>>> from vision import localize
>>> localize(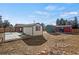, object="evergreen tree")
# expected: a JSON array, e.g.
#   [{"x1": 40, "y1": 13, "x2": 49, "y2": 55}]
[
  {"x1": 0, "y1": 16, "x2": 3, "y2": 27},
  {"x1": 60, "y1": 18, "x2": 65, "y2": 25},
  {"x1": 72, "y1": 16, "x2": 78, "y2": 28},
  {"x1": 56, "y1": 18, "x2": 60, "y2": 25},
  {"x1": 41, "y1": 23, "x2": 45, "y2": 31},
  {"x1": 3, "y1": 20, "x2": 10, "y2": 28},
  {"x1": 63, "y1": 19, "x2": 66, "y2": 25},
  {"x1": 65, "y1": 19, "x2": 68, "y2": 25}
]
